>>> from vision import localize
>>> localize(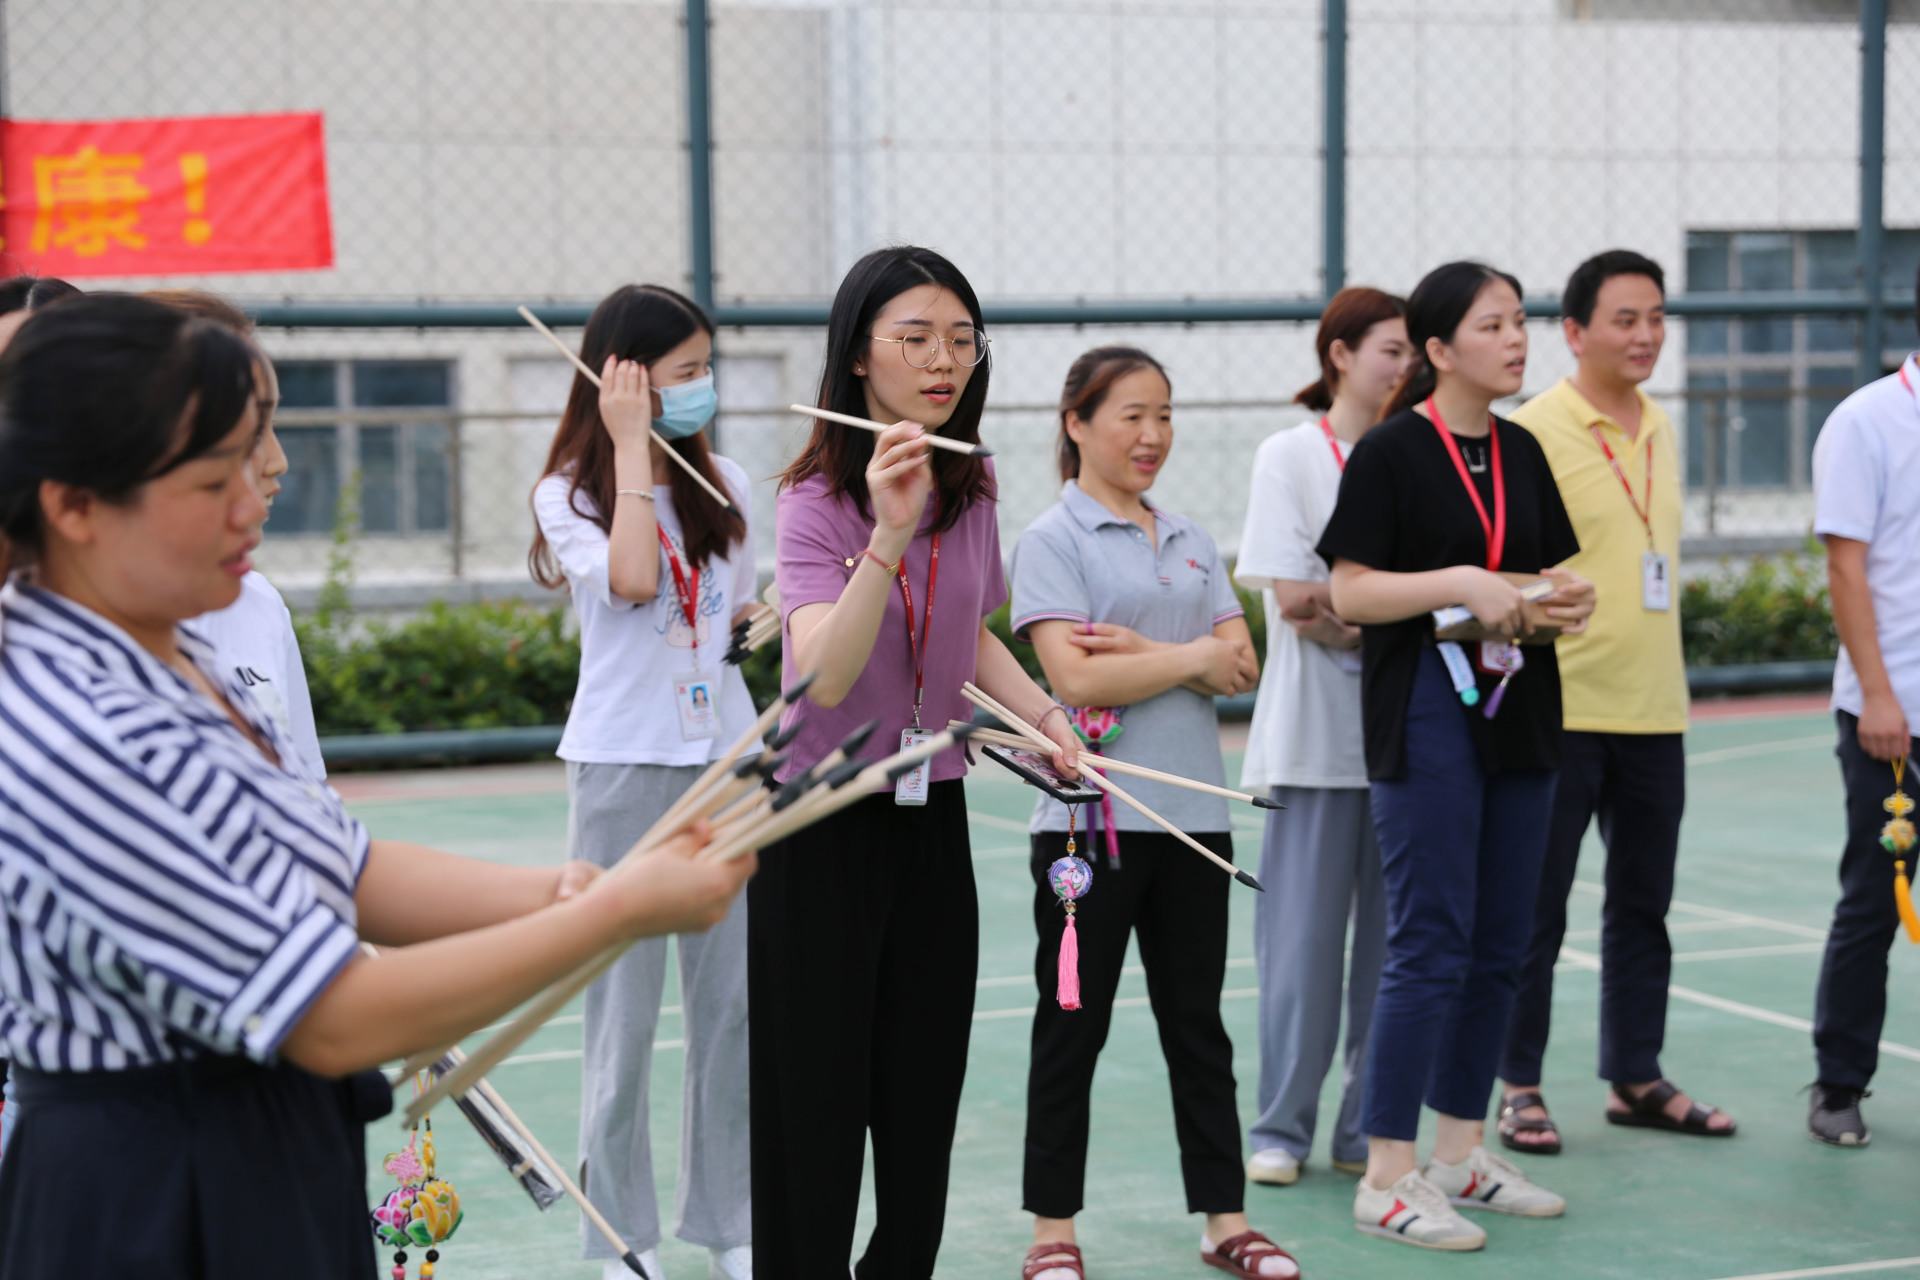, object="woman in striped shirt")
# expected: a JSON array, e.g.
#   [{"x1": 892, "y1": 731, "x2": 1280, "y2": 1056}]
[{"x1": 0, "y1": 294, "x2": 754, "y2": 1278}]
